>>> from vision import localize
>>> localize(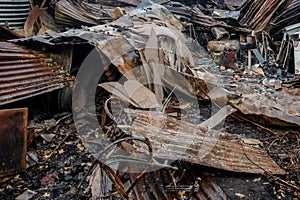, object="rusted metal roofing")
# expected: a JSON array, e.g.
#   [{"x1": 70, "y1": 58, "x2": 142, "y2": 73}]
[
  {"x1": 270, "y1": 0, "x2": 300, "y2": 33},
  {"x1": 125, "y1": 110, "x2": 285, "y2": 175},
  {"x1": 239, "y1": 0, "x2": 291, "y2": 31},
  {"x1": 130, "y1": 170, "x2": 227, "y2": 200},
  {"x1": 55, "y1": 0, "x2": 111, "y2": 27},
  {"x1": 9, "y1": 30, "x2": 90, "y2": 46},
  {"x1": 0, "y1": 0, "x2": 30, "y2": 29},
  {"x1": 0, "y1": 42, "x2": 64, "y2": 106},
  {"x1": 0, "y1": 108, "x2": 27, "y2": 177}
]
